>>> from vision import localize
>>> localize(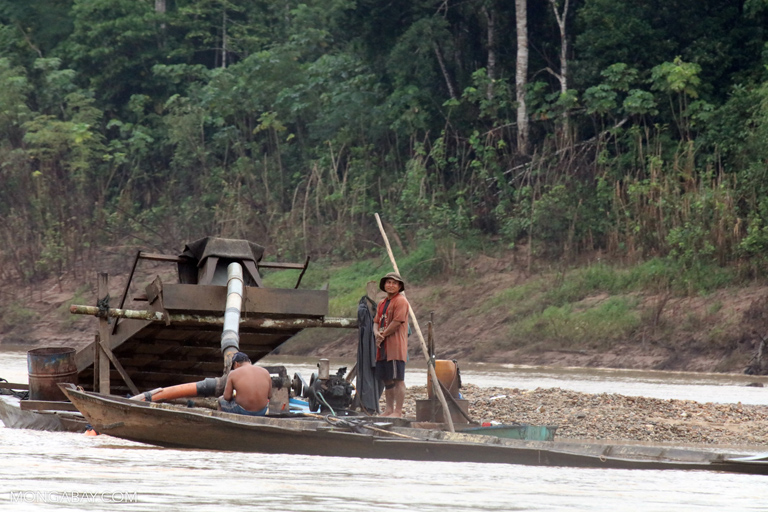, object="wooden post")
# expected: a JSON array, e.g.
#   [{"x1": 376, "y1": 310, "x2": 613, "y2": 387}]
[
  {"x1": 374, "y1": 213, "x2": 455, "y2": 432},
  {"x1": 428, "y1": 312, "x2": 435, "y2": 359},
  {"x1": 97, "y1": 273, "x2": 111, "y2": 394},
  {"x1": 92, "y1": 334, "x2": 100, "y2": 392}
]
